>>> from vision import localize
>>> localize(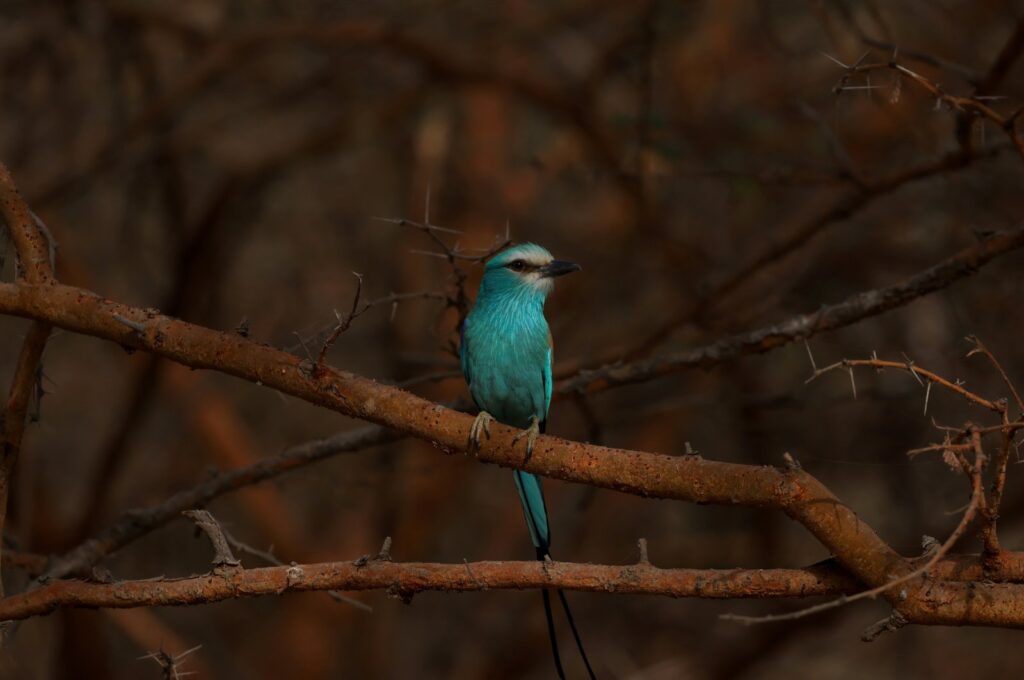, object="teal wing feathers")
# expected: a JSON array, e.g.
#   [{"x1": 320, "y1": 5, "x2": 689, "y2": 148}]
[
  {"x1": 459, "y1": 318, "x2": 472, "y2": 390},
  {"x1": 541, "y1": 346, "x2": 552, "y2": 431}
]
